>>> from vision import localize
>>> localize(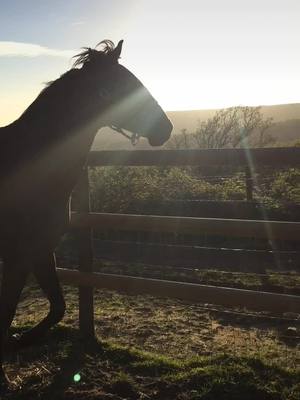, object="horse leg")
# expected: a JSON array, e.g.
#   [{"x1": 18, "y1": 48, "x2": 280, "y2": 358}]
[
  {"x1": 0, "y1": 256, "x2": 29, "y2": 389},
  {"x1": 12, "y1": 252, "x2": 66, "y2": 348}
]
